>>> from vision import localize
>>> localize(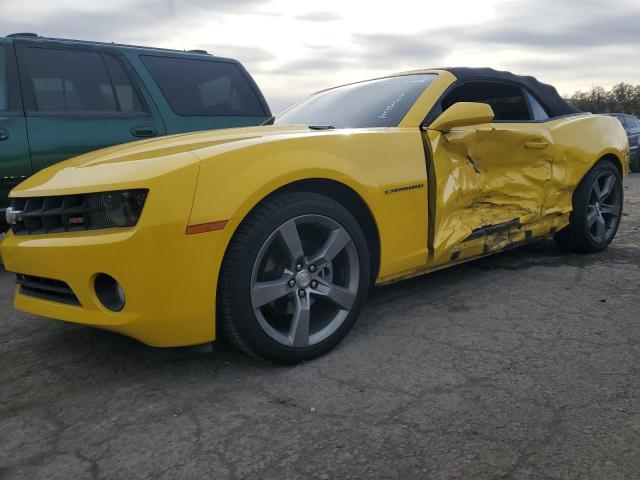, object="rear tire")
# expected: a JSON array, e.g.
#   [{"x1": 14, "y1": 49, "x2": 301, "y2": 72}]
[
  {"x1": 555, "y1": 160, "x2": 623, "y2": 253},
  {"x1": 218, "y1": 191, "x2": 370, "y2": 363}
]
